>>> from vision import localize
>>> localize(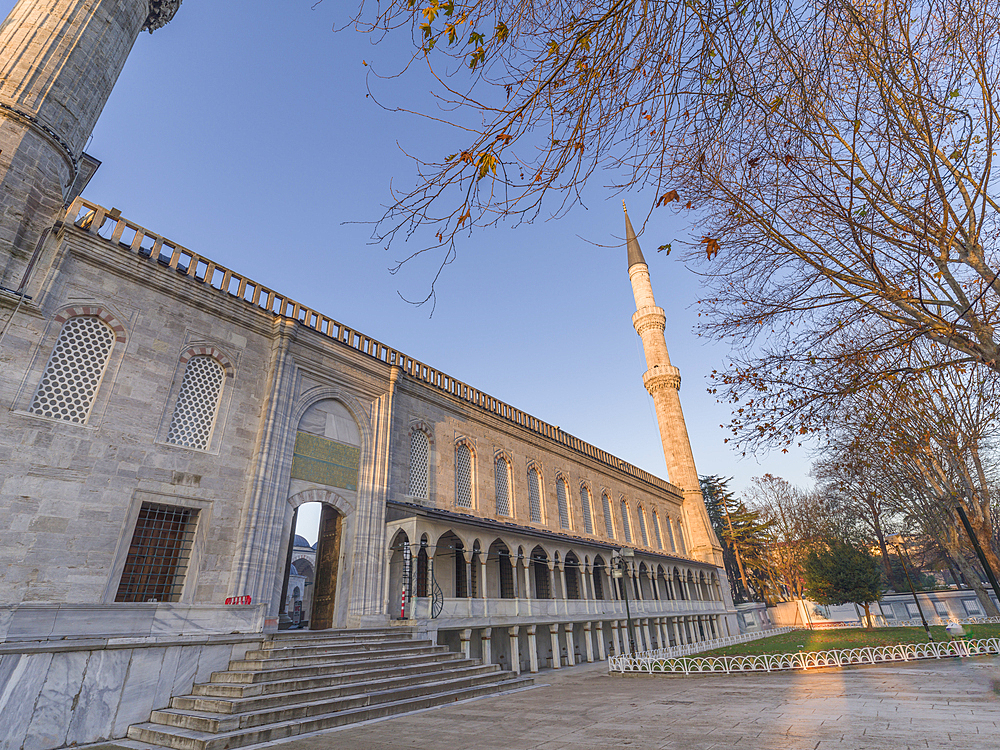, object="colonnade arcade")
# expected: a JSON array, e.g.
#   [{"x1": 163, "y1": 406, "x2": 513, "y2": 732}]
[{"x1": 384, "y1": 514, "x2": 731, "y2": 673}]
